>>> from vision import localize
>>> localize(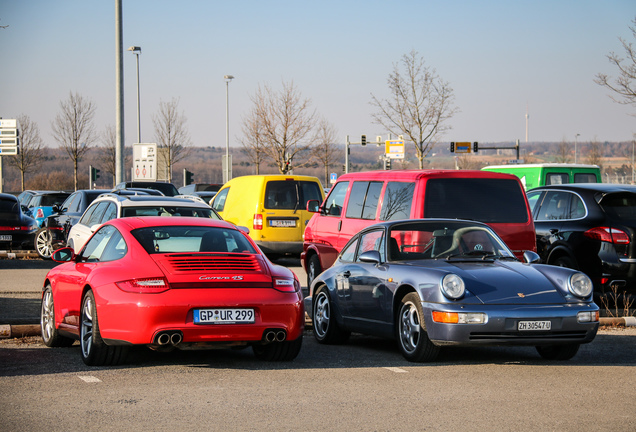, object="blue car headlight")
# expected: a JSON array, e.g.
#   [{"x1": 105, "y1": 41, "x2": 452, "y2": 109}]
[
  {"x1": 568, "y1": 272, "x2": 593, "y2": 298},
  {"x1": 441, "y1": 274, "x2": 465, "y2": 300}
]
